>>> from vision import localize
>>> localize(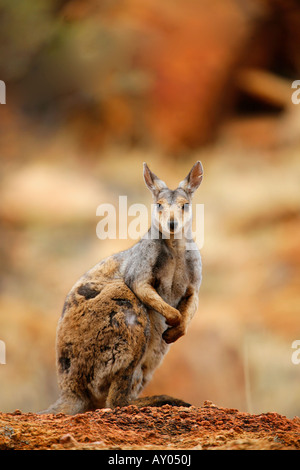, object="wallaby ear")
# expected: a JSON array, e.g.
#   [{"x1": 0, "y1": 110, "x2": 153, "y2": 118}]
[
  {"x1": 178, "y1": 161, "x2": 203, "y2": 195},
  {"x1": 143, "y1": 163, "x2": 167, "y2": 197}
]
